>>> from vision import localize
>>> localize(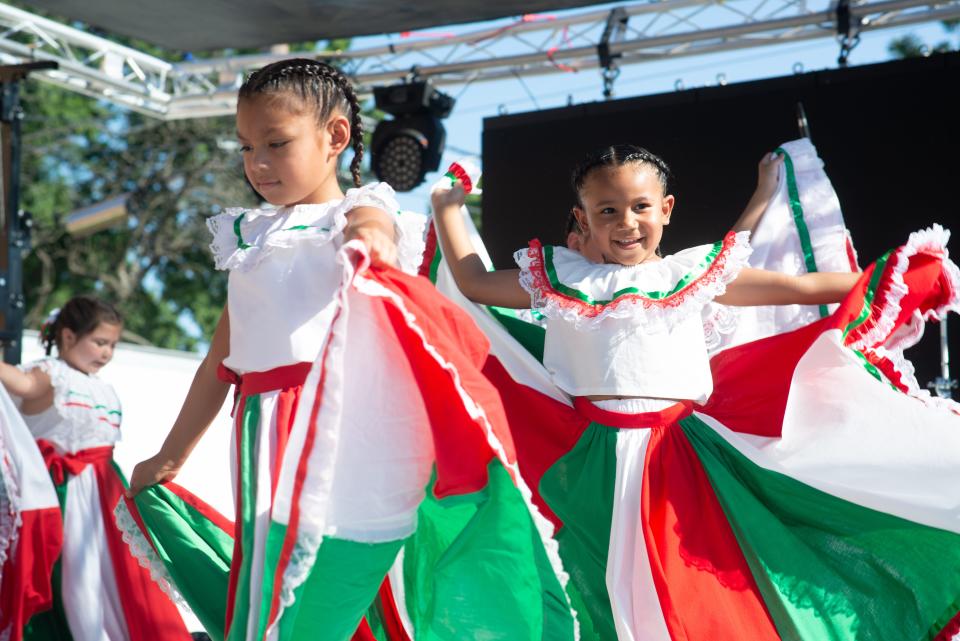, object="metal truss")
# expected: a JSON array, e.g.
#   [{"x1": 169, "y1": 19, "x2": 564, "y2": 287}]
[{"x1": 0, "y1": 0, "x2": 958, "y2": 120}]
